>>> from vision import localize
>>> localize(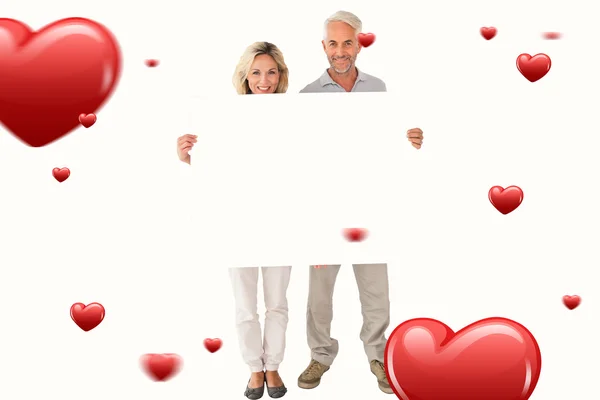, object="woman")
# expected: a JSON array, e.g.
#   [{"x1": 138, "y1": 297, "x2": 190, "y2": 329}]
[{"x1": 176, "y1": 42, "x2": 291, "y2": 399}]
